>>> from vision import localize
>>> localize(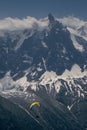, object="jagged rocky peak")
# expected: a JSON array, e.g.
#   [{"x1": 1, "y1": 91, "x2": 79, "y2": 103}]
[
  {"x1": 48, "y1": 13, "x2": 55, "y2": 23},
  {"x1": 48, "y1": 13, "x2": 64, "y2": 29}
]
